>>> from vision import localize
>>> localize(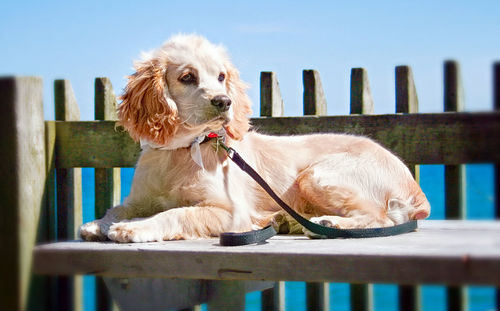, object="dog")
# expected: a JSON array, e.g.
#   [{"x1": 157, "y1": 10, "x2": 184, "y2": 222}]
[{"x1": 79, "y1": 34, "x2": 430, "y2": 243}]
